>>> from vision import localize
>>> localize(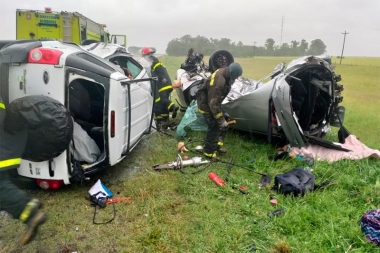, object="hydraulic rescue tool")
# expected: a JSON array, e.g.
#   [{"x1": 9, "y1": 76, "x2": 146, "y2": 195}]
[{"x1": 153, "y1": 154, "x2": 210, "y2": 171}]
